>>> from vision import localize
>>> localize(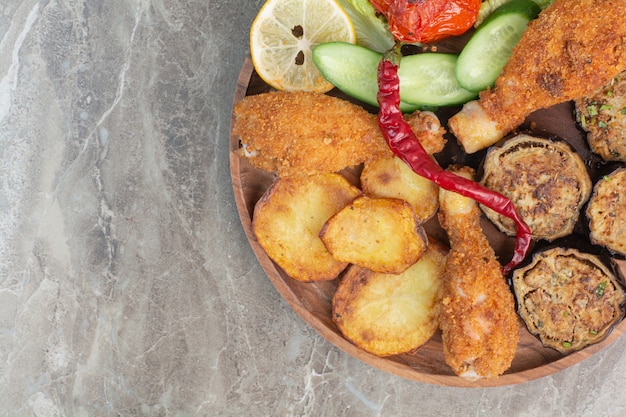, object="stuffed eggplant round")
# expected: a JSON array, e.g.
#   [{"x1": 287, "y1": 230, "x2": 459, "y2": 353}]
[
  {"x1": 586, "y1": 167, "x2": 626, "y2": 256},
  {"x1": 512, "y1": 247, "x2": 625, "y2": 354},
  {"x1": 480, "y1": 134, "x2": 592, "y2": 241},
  {"x1": 575, "y1": 70, "x2": 626, "y2": 162}
]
